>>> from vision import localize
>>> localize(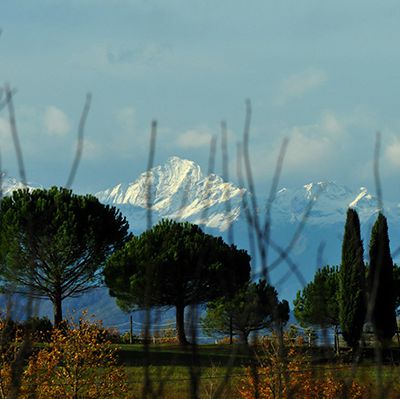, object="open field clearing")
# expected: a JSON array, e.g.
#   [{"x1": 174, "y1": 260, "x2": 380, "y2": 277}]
[{"x1": 116, "y1": 344, "x2": 400, "y2": 398}]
